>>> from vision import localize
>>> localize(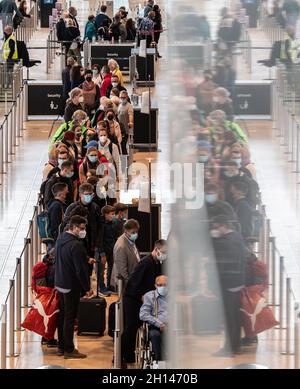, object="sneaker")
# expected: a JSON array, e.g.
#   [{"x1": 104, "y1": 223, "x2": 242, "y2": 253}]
[
  {"x1": 47, "y1": 339, "x2": 58, "y2": 348},
  {"x1": 41, "y1": 337, "x2": 48, "y2": 346},
  {"x1": 99, "y1": 288, "x2": 111, "y2": 297},
  {"x1": 64, "y1": 349, "x2": 87, "y2": 359},
  {"x1": 57, "y1": 349, "x2": 64, "y2": 357},
  {"x1": 241, "y1": 336, "x2": 258, "y2": 346}
]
